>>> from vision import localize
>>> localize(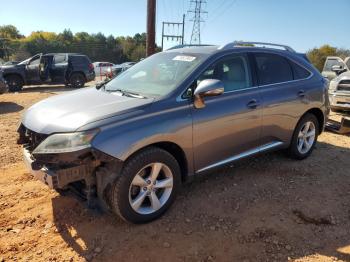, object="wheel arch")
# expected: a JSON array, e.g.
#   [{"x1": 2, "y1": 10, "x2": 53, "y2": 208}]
[
  {"x1": 69, "y1": 71, "x2": 87, "y2": 81},
  {"x1": 303, "y1": 108, "x2": 325, "y2": 134},
  {"x1": 3, "y1": 73, "x2": 25, "y2": 84},
  {"x1": 124, "y1": 142, "x2": 189, "y2": 183}
]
